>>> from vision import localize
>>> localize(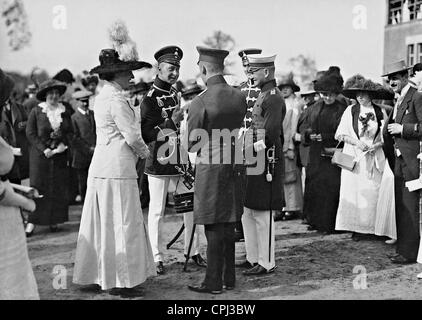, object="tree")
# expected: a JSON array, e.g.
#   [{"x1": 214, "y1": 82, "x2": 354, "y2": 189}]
[
  {"x1": 203, "y1": 30, "x2": 236, "y2": 75},
  {"x1": 1, "y1": 0, "x2": 32, "y2": 51},
  {"x1": 285, "y1": 54, "x2": 318, "y2": 91},
  {"x1": 203, "y1": 30, "x2": 235, "y2": 51}
]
